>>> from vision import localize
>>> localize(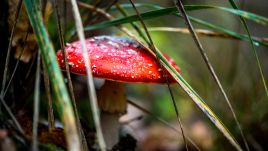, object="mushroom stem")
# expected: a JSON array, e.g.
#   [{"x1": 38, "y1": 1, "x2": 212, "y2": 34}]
[
  {"x1": 97, "y1": 80, "x2": 127, "y2": 149},
  {"x1": 100, "y1": 112, "x2": 120, "y2": 149},
  {"x1": 97, "y1": 80, "x2": 127, "y2": 113}
]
